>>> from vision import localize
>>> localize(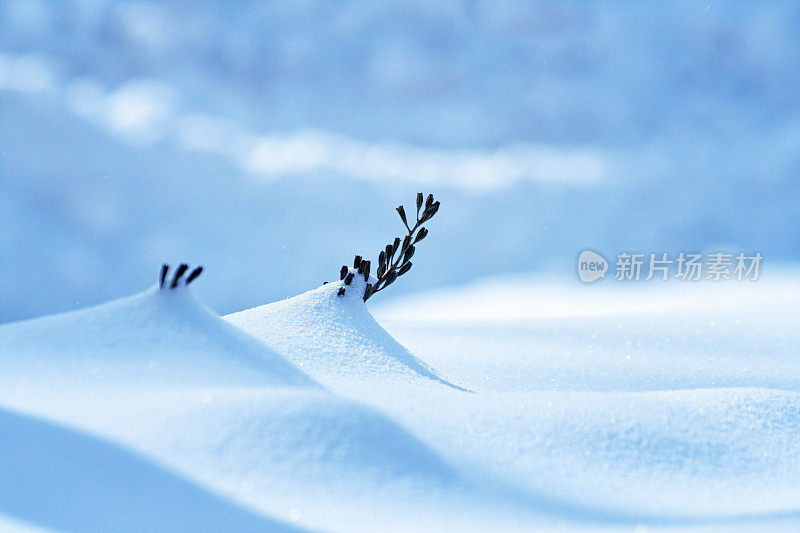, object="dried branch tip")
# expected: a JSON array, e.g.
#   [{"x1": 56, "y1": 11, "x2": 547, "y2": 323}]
[
  {"x1": 159, "y1": 263, "x2": 203, "y2": 290},
  {"x1": 333, "y1": 192, "x2": 440, "y2": 302}
]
